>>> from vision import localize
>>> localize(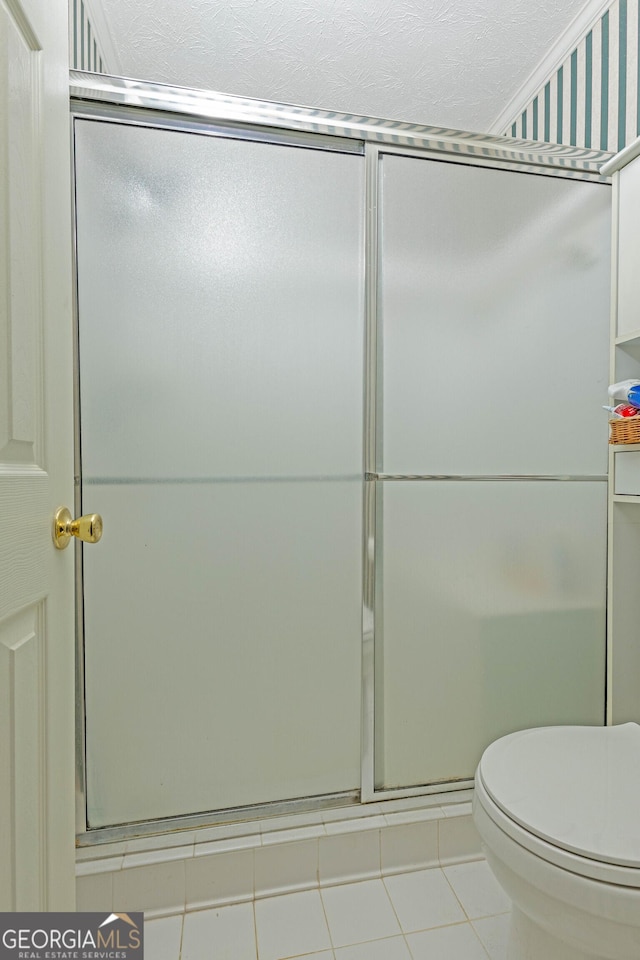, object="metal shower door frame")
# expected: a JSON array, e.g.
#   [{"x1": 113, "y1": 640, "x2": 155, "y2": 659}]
[{"x1": 70, "y1": 71, "x2": 613, "y2": 843}]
